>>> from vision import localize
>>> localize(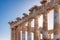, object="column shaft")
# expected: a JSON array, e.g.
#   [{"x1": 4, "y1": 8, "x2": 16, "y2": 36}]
[
  {"x1": 54, "y1": 6, "x2": 60, "y2": 40},
  {"x1": 11, "y1": 28, "x2": 16, "y2": 40},
  {"x1": 22, "y1": 23, "x2": 25, "y2": 40},
  {"x1": 43, "y1": 13, "x2": 48, "y2": 31},
  {"x1": 27, "y1": 33, "x2": 31, "y2": 40},
  {"x1": 22, "y1": 32, "x2": 25, "y2": 40},
  {"x1": 27, "y1": 20, "x2": 32, "y2": 40},
  {"x1": 34, "y1": 17, "x2": 41, "y2": 40},
  {"x1": 16, "y1": 28, "x2": 20, "y2": 40},
  {"x1": 43, "y1": 13, "x2": 48, "y2": 40}
]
